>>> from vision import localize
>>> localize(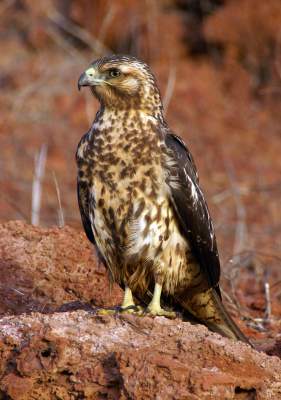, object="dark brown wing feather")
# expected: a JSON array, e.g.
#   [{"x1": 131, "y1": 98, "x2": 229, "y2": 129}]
[
  {"x1": 77, "y1": 179, "x2": 95, "y2": 245},
  {"x1": 165, "y1": 133, "x2": 221, "y2": 292}
]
